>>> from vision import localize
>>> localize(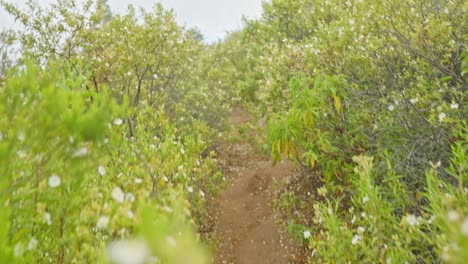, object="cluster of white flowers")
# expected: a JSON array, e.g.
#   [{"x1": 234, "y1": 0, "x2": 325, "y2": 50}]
[{"x1": 404, "y1": 214, "x2": 423, "y2": 226}]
